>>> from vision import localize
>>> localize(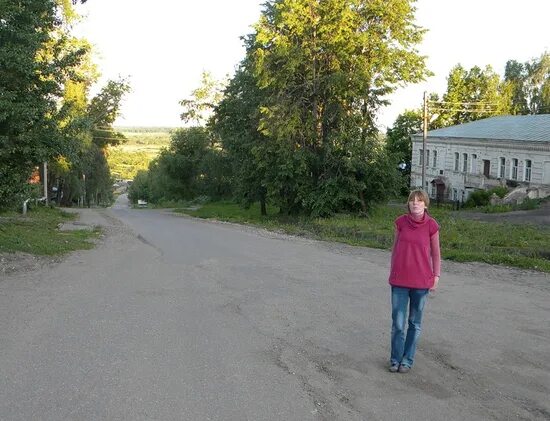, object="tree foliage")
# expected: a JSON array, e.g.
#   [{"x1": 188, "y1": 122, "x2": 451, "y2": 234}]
[
  {"x1": 88, "y1": 79, "x2": 131, "y2": 149},
  {"x1": 419, "y1": 53, "x2": 550, "y2": 132},
  {"x1": 50, "y1": 76, "x2": 130, "y2": 207},
  {"x1": 179, "y1": 71, "x2": 226, "y2": 126},
  {"x1": 0, "y1": 0, "x2": 87, "y2": 206},
  {"x1": 504, "y1": 52, "x2": 550, "y2": 115},
  {"x1": 212, "y1": 57, "x2": 269, "y2": 214},
  {"x1": 504, "y1": 60, "x2": 529, "y2": 115},
  {"x1": 429, "y1": 64, "x2": 511, "y2": 128},
  {"x1": 385, "y1": 109, "x2": 421, "y2": 193},
  {"x1": 0, "y1": 0, "x2": 131, "y2": 209},
  {"x1": 385, "y1": 109, "x2": 421, "y2": 165},
  {"x1": 128, "y1": 127, "x2": 231, "y2": 204},
  {"x1": 231, "y1": 0, "x2": 428, "y2": 215},
  {"x1": 135, "y1": 0, "x2": 429, "y2": 215},
  {"x1": 388, "y1": 53, "x2": 549, "y2": 142}
]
